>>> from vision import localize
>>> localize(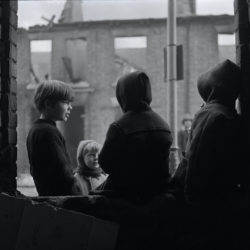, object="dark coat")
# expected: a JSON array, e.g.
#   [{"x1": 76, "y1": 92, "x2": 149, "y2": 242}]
[
  {"x1": 173, "y1": 60, "x2": 247, "y2": 202},
  {"x1": 27, "y1": 119, "x2": 80, "y2": 196},
  {"x1": 178, "y1": 129, "x2": 189, "y2": 158},
  {"x1": 98, "y1": 71, "x2": 173, "y2": 203}
]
